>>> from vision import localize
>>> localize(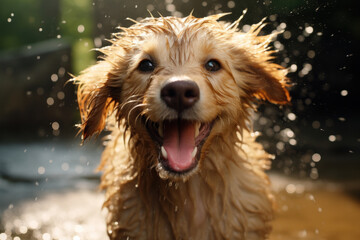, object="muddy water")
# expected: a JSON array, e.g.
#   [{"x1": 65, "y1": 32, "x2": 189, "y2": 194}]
[
  {"x1": 1, "y1": 175, "x2": 359, "y2": 240},
  {"x1": 271, "y1": 187, "x2": 360, "y2": 240},
  {"x1": 272, "y1": 192, "x2": 360, "y2": 240}
]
